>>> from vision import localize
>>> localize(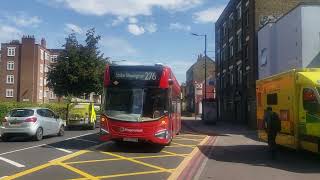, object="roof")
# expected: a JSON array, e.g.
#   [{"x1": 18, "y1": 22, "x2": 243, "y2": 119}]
[{"x1": 48, "y1": 49, "x2": 63, "y2": 54}]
